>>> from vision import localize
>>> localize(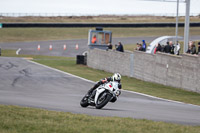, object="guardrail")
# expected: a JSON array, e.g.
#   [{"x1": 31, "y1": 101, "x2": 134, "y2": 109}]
[{"x1": 1, "y1": 22, "x2": 200, "y2": 28}]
